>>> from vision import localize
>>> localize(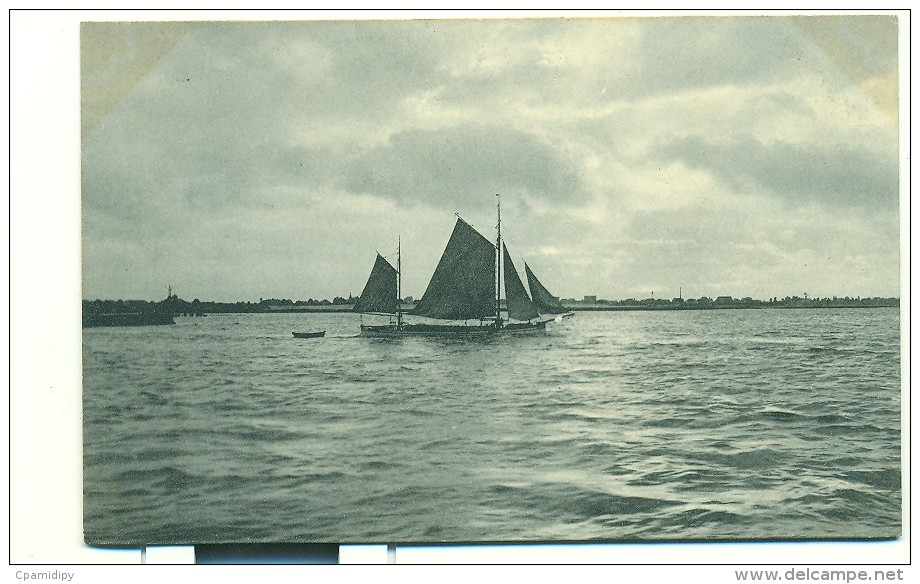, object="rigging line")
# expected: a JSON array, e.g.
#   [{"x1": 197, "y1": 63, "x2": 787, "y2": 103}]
[
  {"x1": 499, "y1": 233, "x2": 528, "y2": 268},
  {"x1": 495, "y1": 219, "x2": 530, "y2": 260},
  {"x1": 373, "y1": 247, "x2": 399, "y2": 265}
]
